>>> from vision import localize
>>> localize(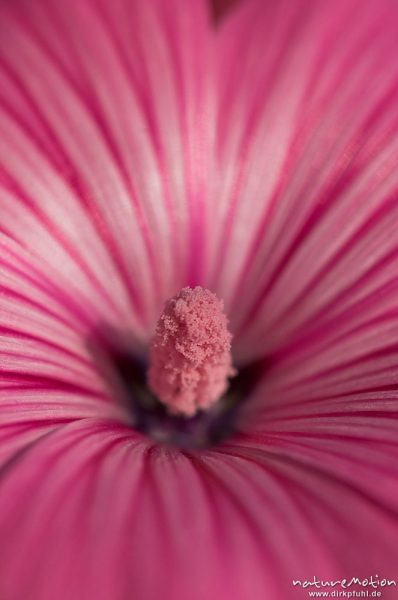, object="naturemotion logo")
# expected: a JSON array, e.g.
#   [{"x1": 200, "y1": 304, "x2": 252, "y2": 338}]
[{"x1": 292, "y1": 575, "x2": 396, "y2": 598}]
